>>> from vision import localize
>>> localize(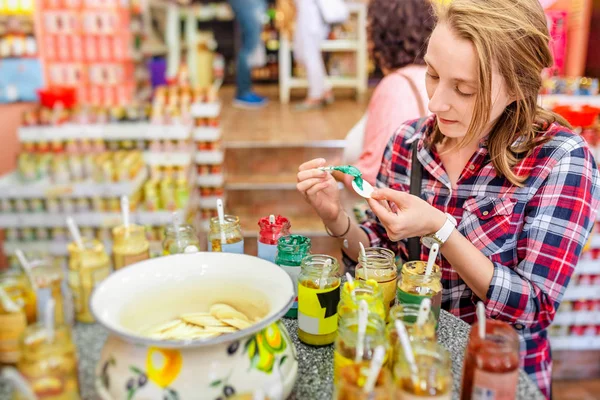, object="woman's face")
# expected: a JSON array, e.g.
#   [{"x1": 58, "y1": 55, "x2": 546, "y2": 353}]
[{"x1": 424, "y1": 23, "x2": 514, "y2": 141}]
